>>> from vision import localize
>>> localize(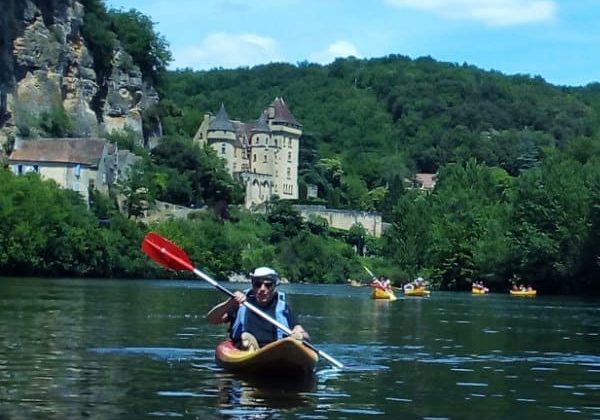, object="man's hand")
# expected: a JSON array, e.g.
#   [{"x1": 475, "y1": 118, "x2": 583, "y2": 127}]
[
  {"x1": 291, "y1": 325, "x2": 309, "y2": 341},
  {"x1": 231, "y1": 291, "x2": 246, "y2": 306}
]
